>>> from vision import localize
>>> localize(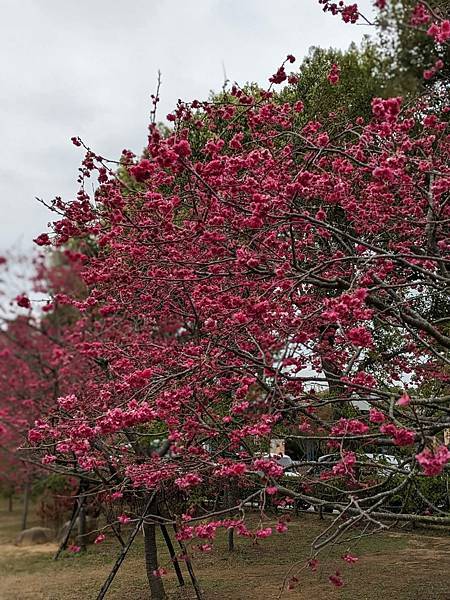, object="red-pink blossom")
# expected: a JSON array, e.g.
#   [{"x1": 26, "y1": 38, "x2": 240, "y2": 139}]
[
  {"x1": 329, "y1": 571, "x2": 344, "y2": 587},
  {"x1": 396, "y1": 392, "x2": 411, "y2": 407},
  {"x1": 327, "y1": 63, "x2": 341, "y2": 85},
  {"x1": 332, "y1": 451, "x2": 357, "y2": 477},
  {"x1": 331, "y1": 418, "x2": 369, "y2": 436},
  {"x1": 269, "y1": 66, "x2": 287, "y2": 84},
  {"x1": 342, "y1": 552, "x2": 359, "y2": 564},
  {"x1": 427, "y1": 20, "x2": 450, "y2": 44},
  {"x1": 16, "y1": 295, "x2": 30, "y2": 309},
  {"x1": 118, "y1": 514, "x2": 130, "y2": 524},
  {"x1": 369, "y1": 408, "x2": 386, "y2": 423},
  {"x1": 34, "y1": 233, "x2": 51, "y2": 246},
  {"x1": 255, "y1": 527, "x2": 272, "y2": 539},
  {"x1": 175, "y1": 473, "x2": 203, "y2": 489},
  {"x1": 308, "y1": 558, "x2": 319, "y2": 572},
  {"x1": 416, "y1": 445, "x2": 450, "y2": 476},
  {"x1": 380, "y1": 424, "x2": 415, "y2": 446},
  {"x1": 276, "y1": 521, "x2": 288, "y2": 533}
]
